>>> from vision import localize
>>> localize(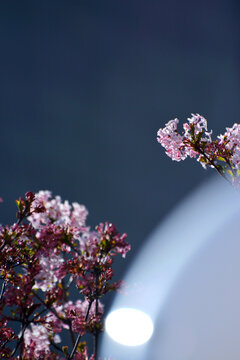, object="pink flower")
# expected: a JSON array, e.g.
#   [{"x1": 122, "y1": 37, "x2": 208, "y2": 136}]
[
  {"x1": 157, "y1": 114, "x2": 240, "y2": 185},
  {"x1": 0, "y1": 190, "x2": 130, "y2": 359},
  {"x1": 34, "y1": 252, "x2": 65, "y2": 291},
  {"x1": 24, "y1": 323, "x2": 60, "y2": 357},
  {"x1": 157, "y1": 119, "x2": 187, "y2": 161},
  {"x1": 28, "y1": 191, "x2": 88, "y2": 230}
]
